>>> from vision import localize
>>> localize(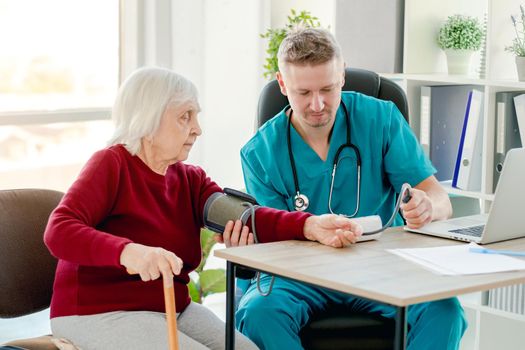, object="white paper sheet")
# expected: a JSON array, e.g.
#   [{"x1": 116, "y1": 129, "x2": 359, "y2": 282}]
[{"x1": 388, "y1": 243, "x2": 525, "y2": 275}]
